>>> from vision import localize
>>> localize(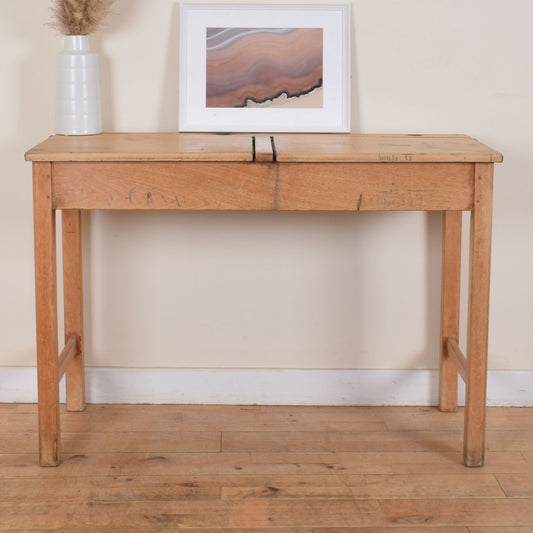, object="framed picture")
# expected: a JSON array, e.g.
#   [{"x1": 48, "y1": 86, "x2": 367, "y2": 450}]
[{"x1": 179, "y1": 3, "x2": 350, "y2": 132}]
